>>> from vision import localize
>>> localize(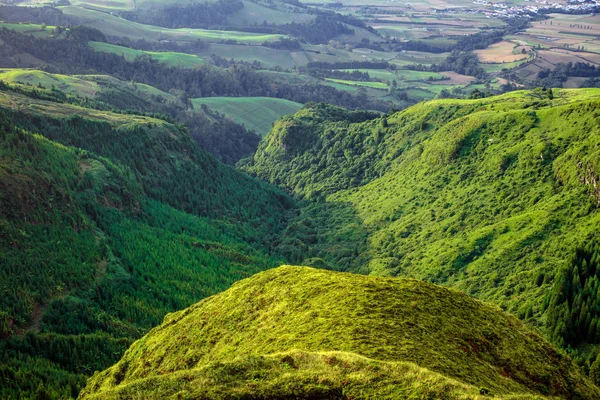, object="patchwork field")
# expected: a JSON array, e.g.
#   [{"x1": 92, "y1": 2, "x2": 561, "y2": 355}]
[{"x1": 191, "y1": 97, "x2": 303, "y2": 136}]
